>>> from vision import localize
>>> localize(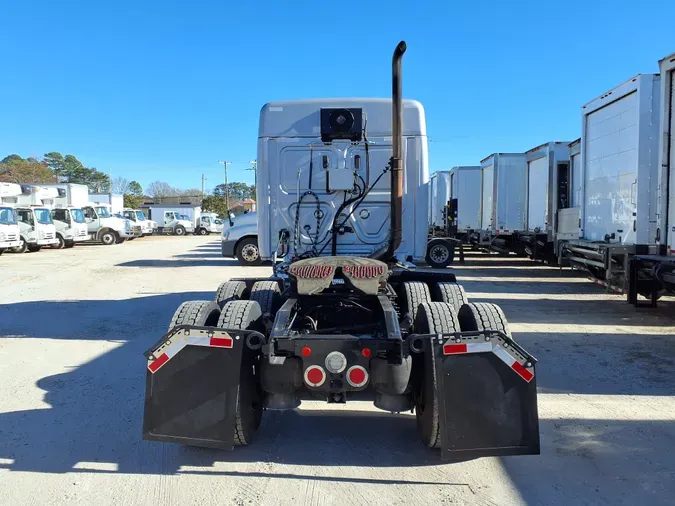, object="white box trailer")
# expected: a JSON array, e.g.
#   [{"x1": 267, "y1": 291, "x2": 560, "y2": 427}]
[
  {"x1": 89, "y1": 193, "x2": 124, "y2": 214},
  {"x1": 429, "y1": 171, "x2": 450, "y2": 229},
  {"x1": 561, "y1": 73, "x2": 663, "y2": 292},
  {"x1": 448, "y1": 165, "x2": 482, "y2": 235},
  {"x1": 477, "y1": 153, "x2": 527, "y2": 253},
  {"x1": 518, "y1": 142, "x2": 571, "y2": 260},
  {"x1": 41, "y1": 183, "x2": 89, "y2": 208}
]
